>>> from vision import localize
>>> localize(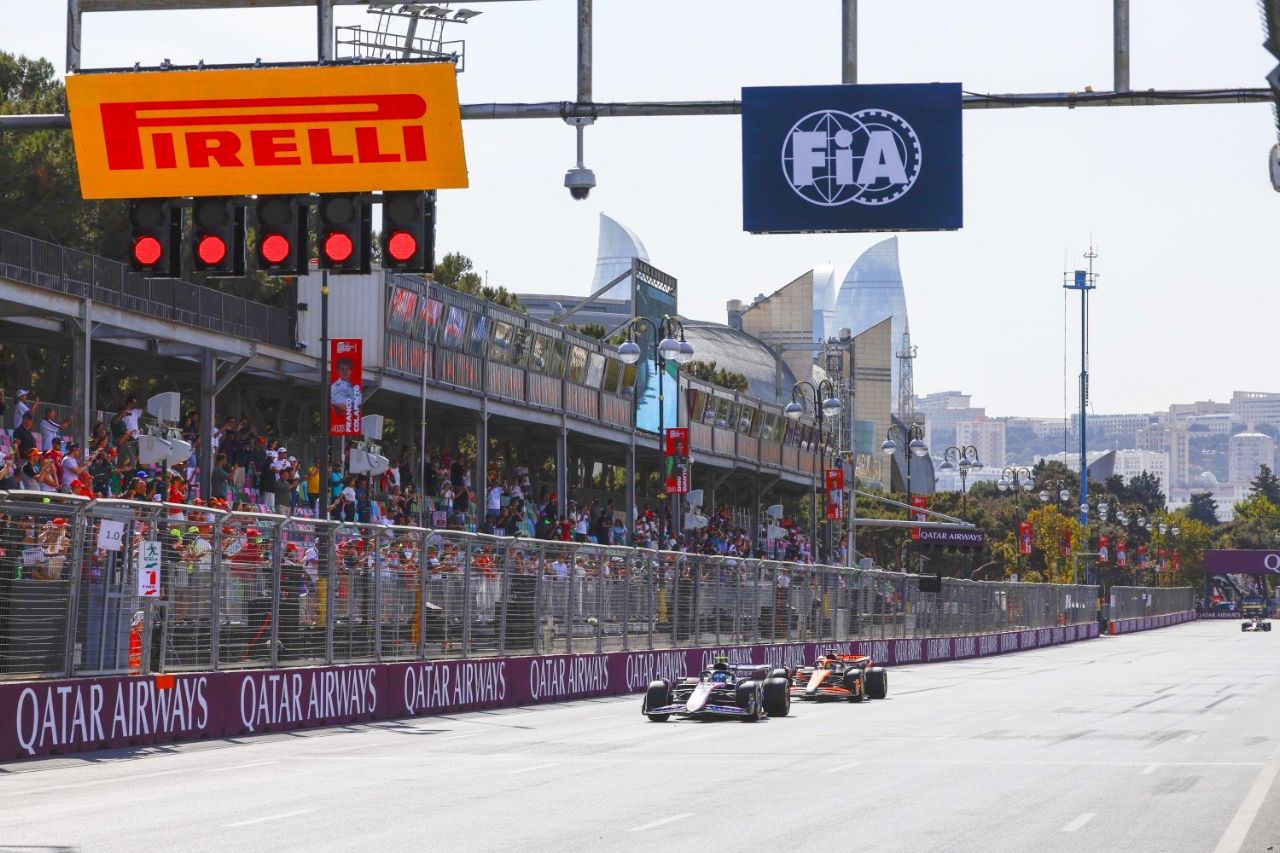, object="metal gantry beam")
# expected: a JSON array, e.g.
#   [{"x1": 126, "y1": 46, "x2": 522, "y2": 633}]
[{"x1": 1114, "y1": 0, "x2": 1131, "y2": 94}]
